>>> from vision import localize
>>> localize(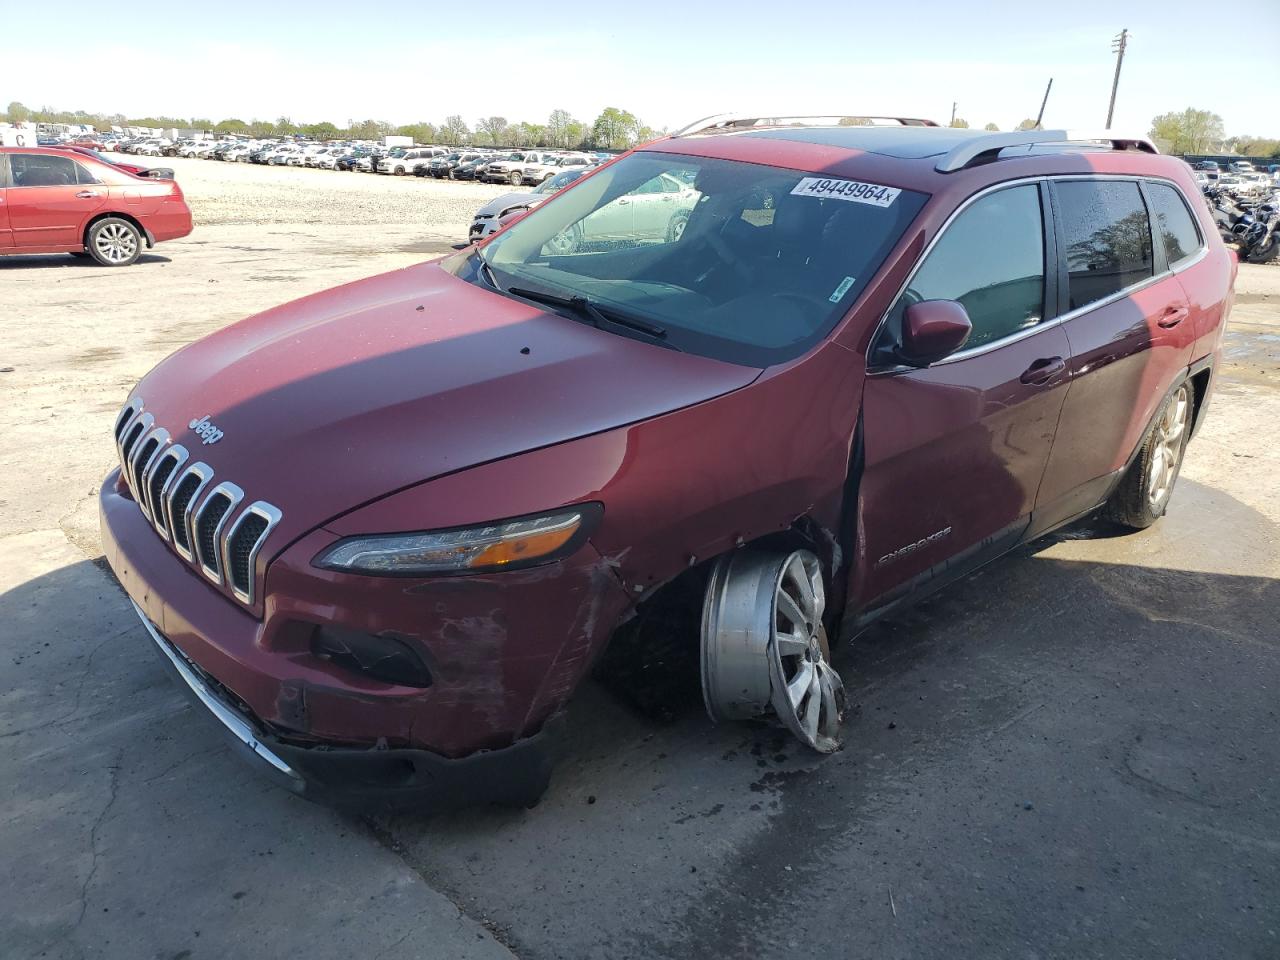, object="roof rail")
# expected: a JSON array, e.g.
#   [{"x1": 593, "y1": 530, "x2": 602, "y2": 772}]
[
  {"x1": 935, "y1": 129, "x2": 1158, "y2": 173},
  {"x1": 673, "y1": 113, "x2": 939, "y2": 137}
]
